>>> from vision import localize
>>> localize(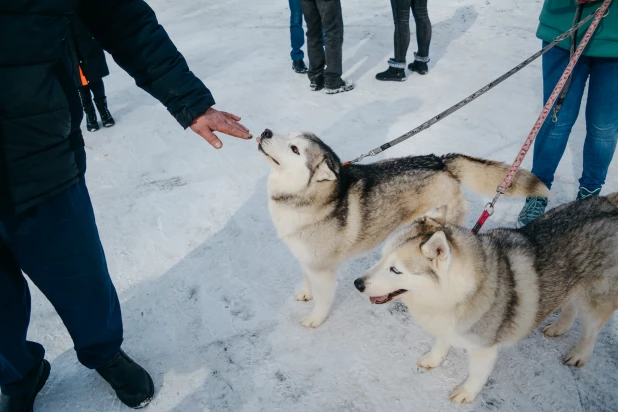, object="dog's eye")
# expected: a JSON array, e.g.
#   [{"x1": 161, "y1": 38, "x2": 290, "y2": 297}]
[
  {"x1": 291, "y1": 145, "x2": 300, "y2": 155},
  {"x1": 390, "y1": 267, "x2": 402, "y2": 275}
]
